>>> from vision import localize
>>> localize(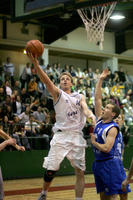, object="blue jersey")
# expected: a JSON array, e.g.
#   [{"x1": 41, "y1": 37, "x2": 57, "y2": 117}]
[{"x1": 93, "y1": 119, "x2": 123, "y2": 161}]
